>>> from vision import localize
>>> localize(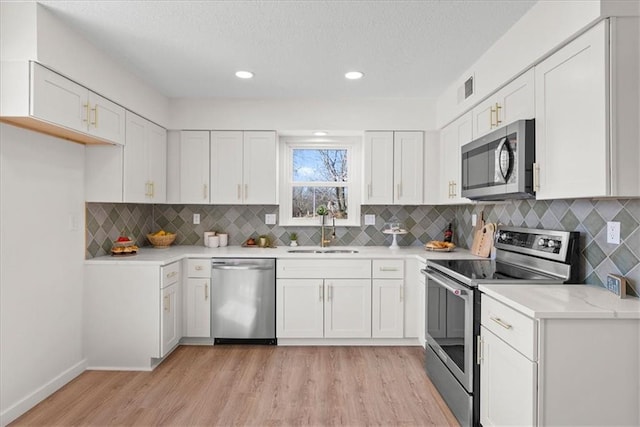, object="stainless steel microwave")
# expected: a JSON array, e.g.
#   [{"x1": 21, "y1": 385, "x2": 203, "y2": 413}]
[{"x1": 461, "y1": 119, "x2": 535, "y2": 201}]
